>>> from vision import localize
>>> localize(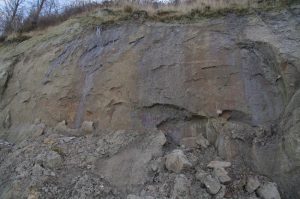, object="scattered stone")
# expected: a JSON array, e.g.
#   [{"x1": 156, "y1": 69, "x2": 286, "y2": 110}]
[
  {"x1": 127, "y1": 194, "x2": 154, "y2": 199},
  {"x1": 165, "y1": 149, "x2": 192, "y2": 173},
  {"x1": 203, "y1": 175, "x2": 221, "y2": 195},
  {"x1": 181, "y1": 137, "x2": 197, "y2": 148},
  {"x1": 246, "y1": 176, "x2": 260, "y2": 193},
  {"x1": 150, "y1": 158, "x2": 163, "y2": 172},
  {"x1": 215, "y1": 185, "x2": 226, "y2": 199},
  {"x1": 207, "y1": 161, "x2": 231, "y2": 169},
  {"x1": 54, "y1": 120, "x2": 79, "y2": 136},
  {"x1": 0, "y1": 139, "x2": 11, "y2": 147},
  {"x1": 153, "y1": 131, "x2": 167, "y2": 146},
  {"x1": 195, "y1": 168, "x2": 209, "y2": 183},
  {"x1": 80, "y1": 121, "x2": 95, "y2": 134},
  {"x1": 257, "y1": 182, "x2": 281, "y2": 199},
  {"x1": 217, "y1": 109, "x2": 223, "y2": 115},
  {"x1": 43, "y1": 137, "x2": 56, "y2": 145},
  {"x1": 46, "y1": 151, "x2": 63, "y2": 169},
  {"x1": 140, "y1": 185, "x2": 156, "y2": 197},
  {"x1": 59, "y1": 136, "x2": 76, "y2": 143},
  {"x1": 196, "y1": 134, "x2": 210, "y2": 149},
  {"x1": 37, "y1": 151, "x2": 63, "y2": 169},
  {"x1": 172, "y1": 174, "x2": 191, "y2": 199},
  {"x1": 213, "y1": 167, "x2": 231, "y2": 184}
]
